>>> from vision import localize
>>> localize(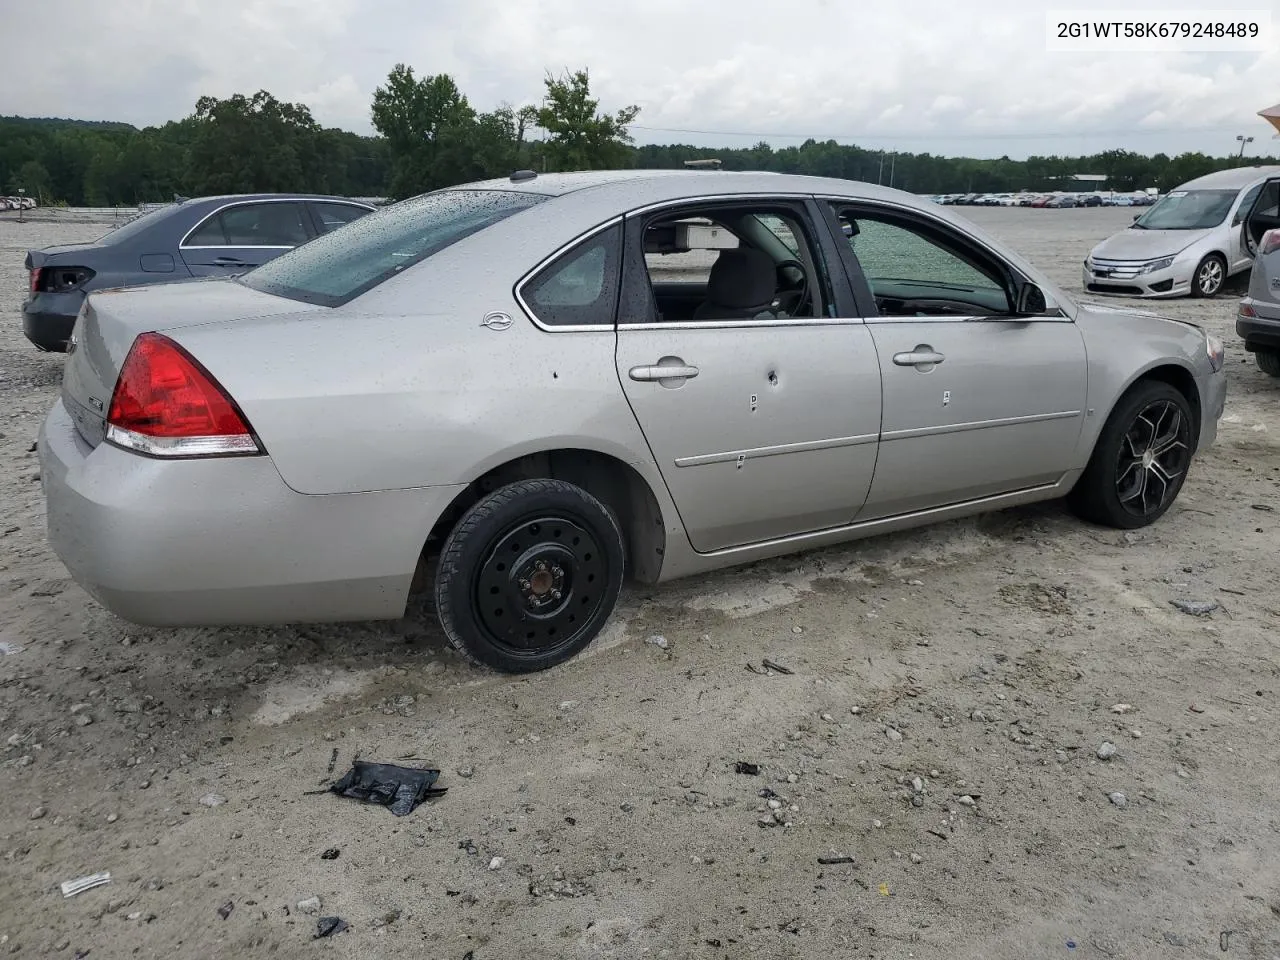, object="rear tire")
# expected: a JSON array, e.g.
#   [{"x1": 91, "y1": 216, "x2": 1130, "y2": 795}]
[
  {"x1": 433, "y1": 479, "x2": 625, "y2": 673},
  {"x1": 1255, "y1": 349, "x2": 1280, "y2": 378},
  {"x1": 1191, "y1": 254, "x2": 1226, "y2": 298},
  {"x1": 1069, "y1": 381, "x2": 1194, "y2": 529}
]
